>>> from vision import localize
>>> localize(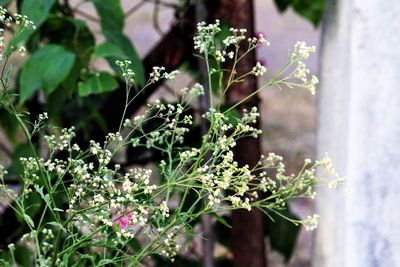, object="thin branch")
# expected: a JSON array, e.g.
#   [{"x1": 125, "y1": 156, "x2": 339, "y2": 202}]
[
  {"x1": 125, "y1": 0, "x2": 147, "y2": 18},
  {"x1": 143, "y1": 0, "x2": 179, "y2": 9},
  {"x1": 162, "y1": 83, "x2": 176, "y2": 96},
  {"x1": 72, "y1": 8, "x2": 100, "y2": 23}
]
